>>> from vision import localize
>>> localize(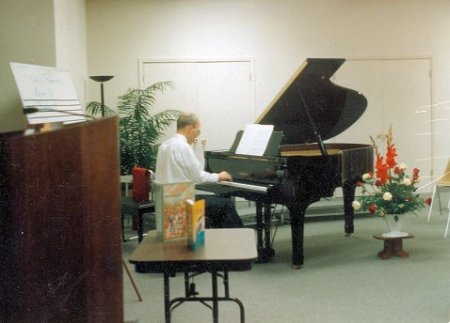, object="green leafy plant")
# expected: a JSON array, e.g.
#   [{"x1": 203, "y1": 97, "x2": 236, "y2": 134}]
[{"x1": 87, "y1": 82, "x2": 179, "y2": 174}]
